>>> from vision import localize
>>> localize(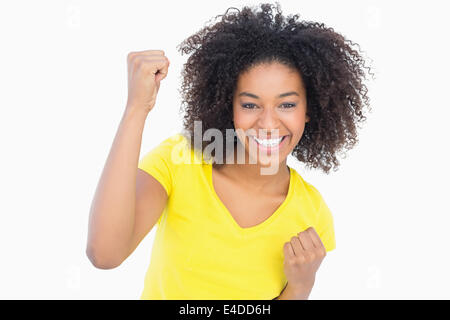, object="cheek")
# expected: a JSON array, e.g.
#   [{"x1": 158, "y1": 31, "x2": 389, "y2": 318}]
[
  {"x1": 233, "y1": 109, "x2": 253, "y2": 128},
  {"x1": 280, "y1": 111, "x2": 307, "y2": 134}
]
